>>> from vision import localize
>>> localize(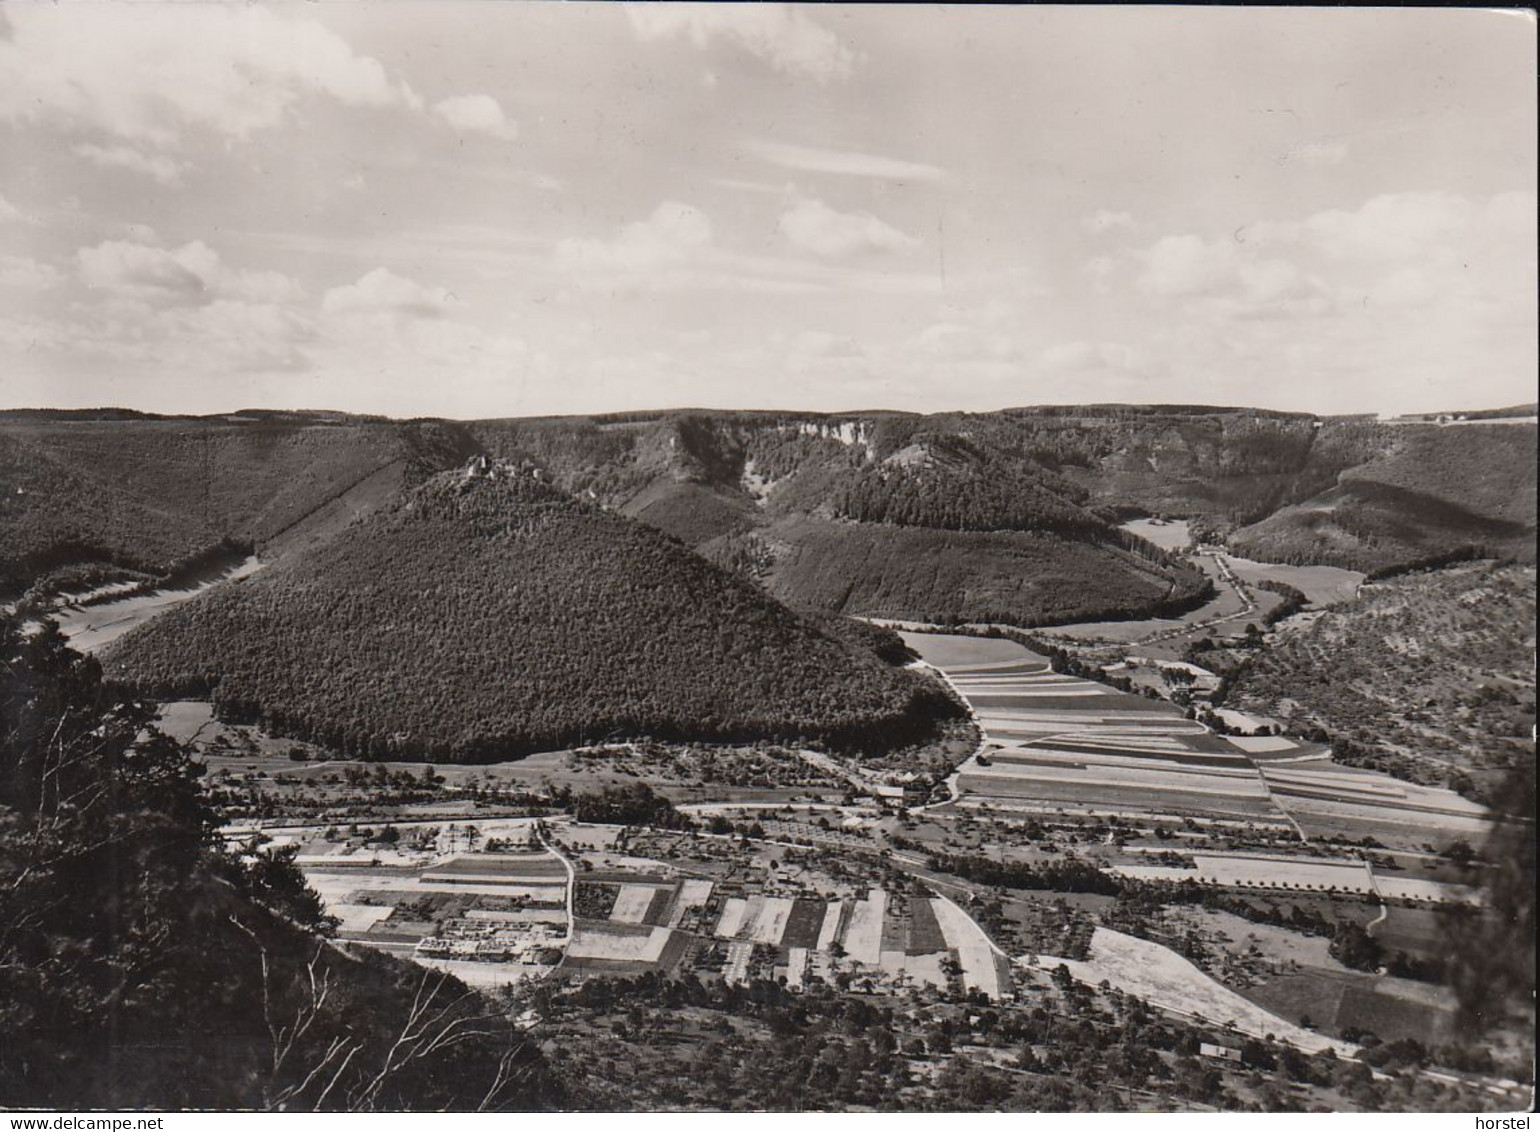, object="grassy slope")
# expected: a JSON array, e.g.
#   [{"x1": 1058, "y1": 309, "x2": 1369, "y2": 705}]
[
  {"x1": 102, "y1": 467, "x2": 958, "y2": 761},
  {"x1": 1225, "y1": 561, "x2": 1536, "y2": 799}
]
